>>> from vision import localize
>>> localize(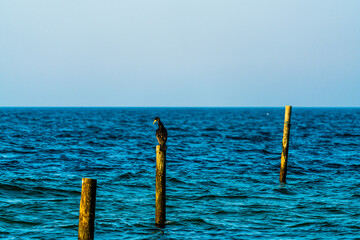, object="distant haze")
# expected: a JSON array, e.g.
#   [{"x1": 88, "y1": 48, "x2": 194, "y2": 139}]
[{"x1": 1, "y1": 1, "x2": 359, "y2": 107}]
